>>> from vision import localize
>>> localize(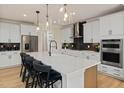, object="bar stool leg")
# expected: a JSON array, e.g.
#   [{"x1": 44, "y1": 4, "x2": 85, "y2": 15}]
[
  {"x1": 22, "y1": 68, "x2": 26, "y2": 82},
  {"x1": 25, "y1": 74, "x2": 30, "y2": 88},
  {"x1": 20, "y1": 64, "x2": 23, "y2": 77}
]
